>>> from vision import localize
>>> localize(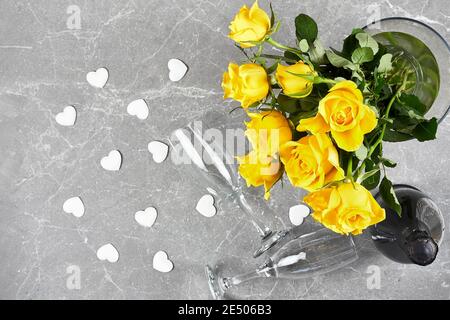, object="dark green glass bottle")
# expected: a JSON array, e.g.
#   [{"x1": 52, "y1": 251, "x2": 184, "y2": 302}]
[{"x1": 370, "y1": 185, "x2": 444, "y2": 266}]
